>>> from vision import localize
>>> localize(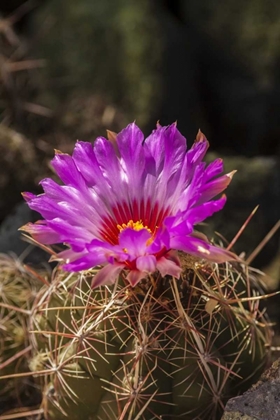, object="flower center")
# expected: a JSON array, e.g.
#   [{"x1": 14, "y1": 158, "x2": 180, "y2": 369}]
[
  {"x1": 100, "y1": 199, "x2": 171, "y2": 245},
  {"x1": 117, "y1": 219, "x2": 152, "y2": 233}
]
